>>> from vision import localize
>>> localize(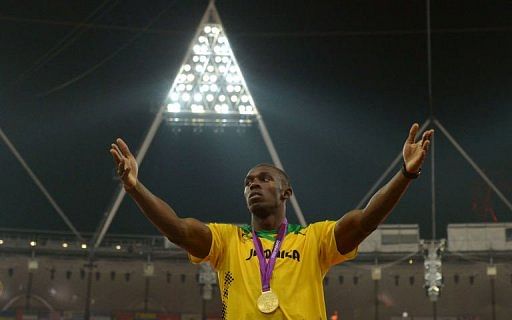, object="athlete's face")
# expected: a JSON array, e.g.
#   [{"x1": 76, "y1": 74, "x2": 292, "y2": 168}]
[{"x1": 243, "y1": 166, "x2": 289, "y2": 215}]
